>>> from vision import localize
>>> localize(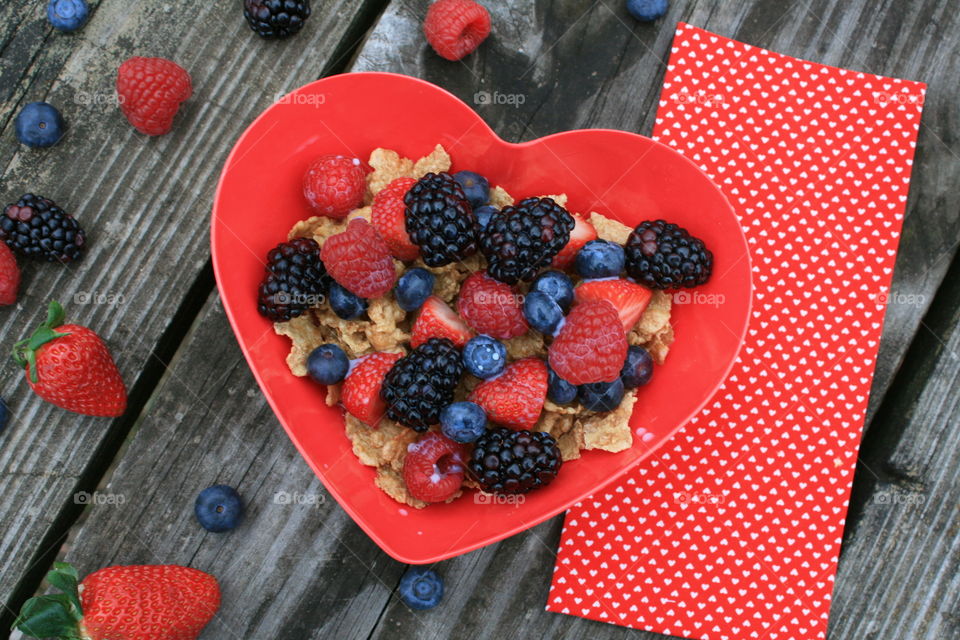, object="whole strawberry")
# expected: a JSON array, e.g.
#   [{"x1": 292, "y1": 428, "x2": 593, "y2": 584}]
[
  {"x1": 15, "y1": 561, "x2": 220, "y2": 640},
  {"x1": 0, "y1": 241, "x2": 20, "y2": 305},
  {"x1": 12, "y1": 301, "x2": 127, "y2": 417},
  {"x1": 116, "y1": 57, "x2": 192, "y2": 136}
]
